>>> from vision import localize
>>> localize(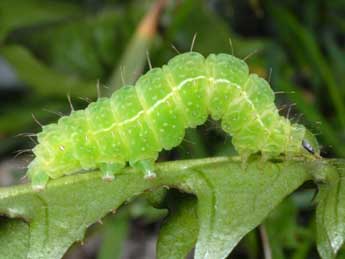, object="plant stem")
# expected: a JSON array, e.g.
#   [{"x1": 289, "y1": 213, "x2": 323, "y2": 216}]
[{"x1": 259, "y1": 224, "x2": 272, "y2": 259}]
